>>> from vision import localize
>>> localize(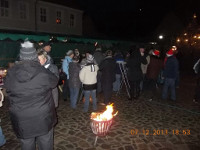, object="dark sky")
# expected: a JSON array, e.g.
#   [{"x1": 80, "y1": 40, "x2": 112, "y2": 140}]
[{"x1": 43, "y1": 0, "x2": 200, "y2": 39}]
